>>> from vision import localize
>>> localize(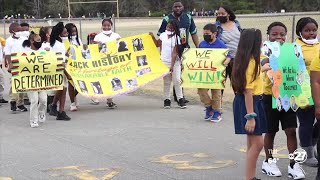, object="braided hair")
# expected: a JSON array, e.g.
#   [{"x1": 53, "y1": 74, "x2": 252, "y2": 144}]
[
  {"x1": 50, "y1": 22, "x2": 64, "y2": 47},
  {"x1": 296, "y1": 17, "x2": 318, "y2": 37}
]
